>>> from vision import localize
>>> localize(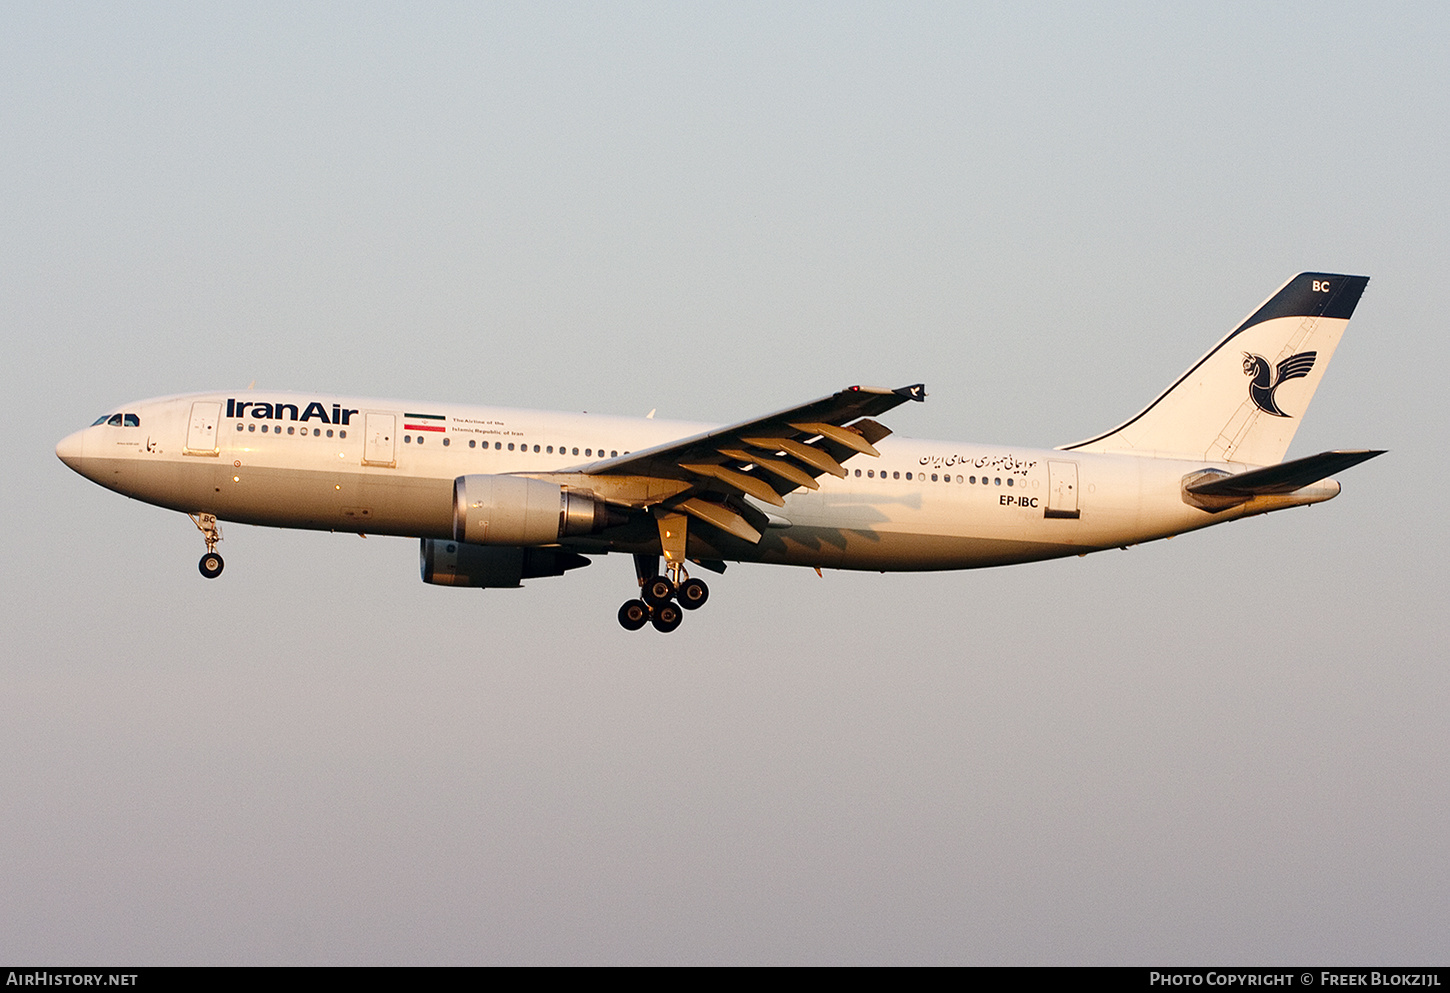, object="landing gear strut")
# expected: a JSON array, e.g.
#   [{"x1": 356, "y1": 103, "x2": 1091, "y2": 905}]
[
  {"x1": 616, "y1": 548, "x2": 709, "y2": 633},
  {"x1": 190, "y1": 512, "x2": 224, "y2": 579}
]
